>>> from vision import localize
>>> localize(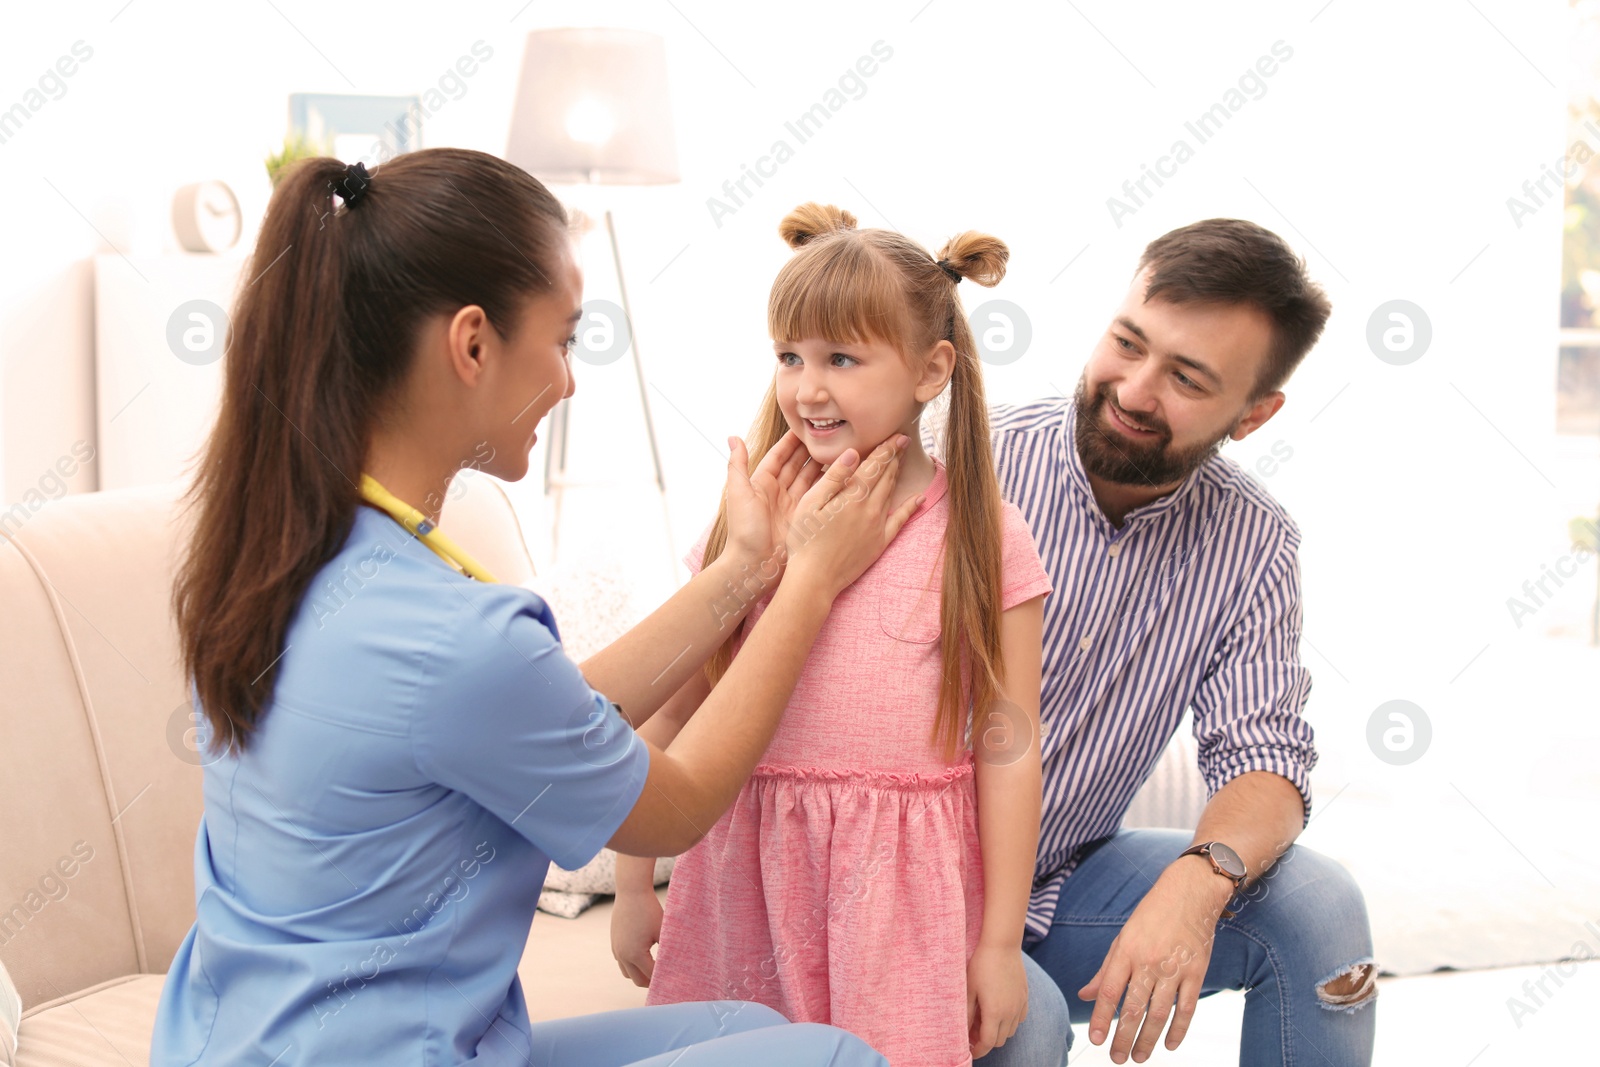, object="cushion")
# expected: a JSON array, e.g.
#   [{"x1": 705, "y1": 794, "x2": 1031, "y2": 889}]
[
  {"x1": 539, "y1": 853, "x2": 673, "y2": 919},
  {"x1": 526, "y1": 552, "x2": 643, "y2": 665},
  {"x1": 14, "y1": 974, "x2": 163, "y2": 1067},
  {"x1": 0, "y1": 490, "x2": 177, "y2": 1008}
]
